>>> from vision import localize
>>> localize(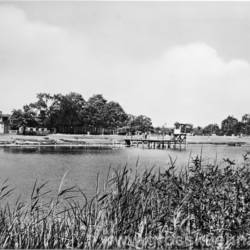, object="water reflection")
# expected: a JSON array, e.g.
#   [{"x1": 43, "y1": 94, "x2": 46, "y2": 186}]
[{"x1": 2, "y1": 146, "x2": 116, "y2": 155}]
